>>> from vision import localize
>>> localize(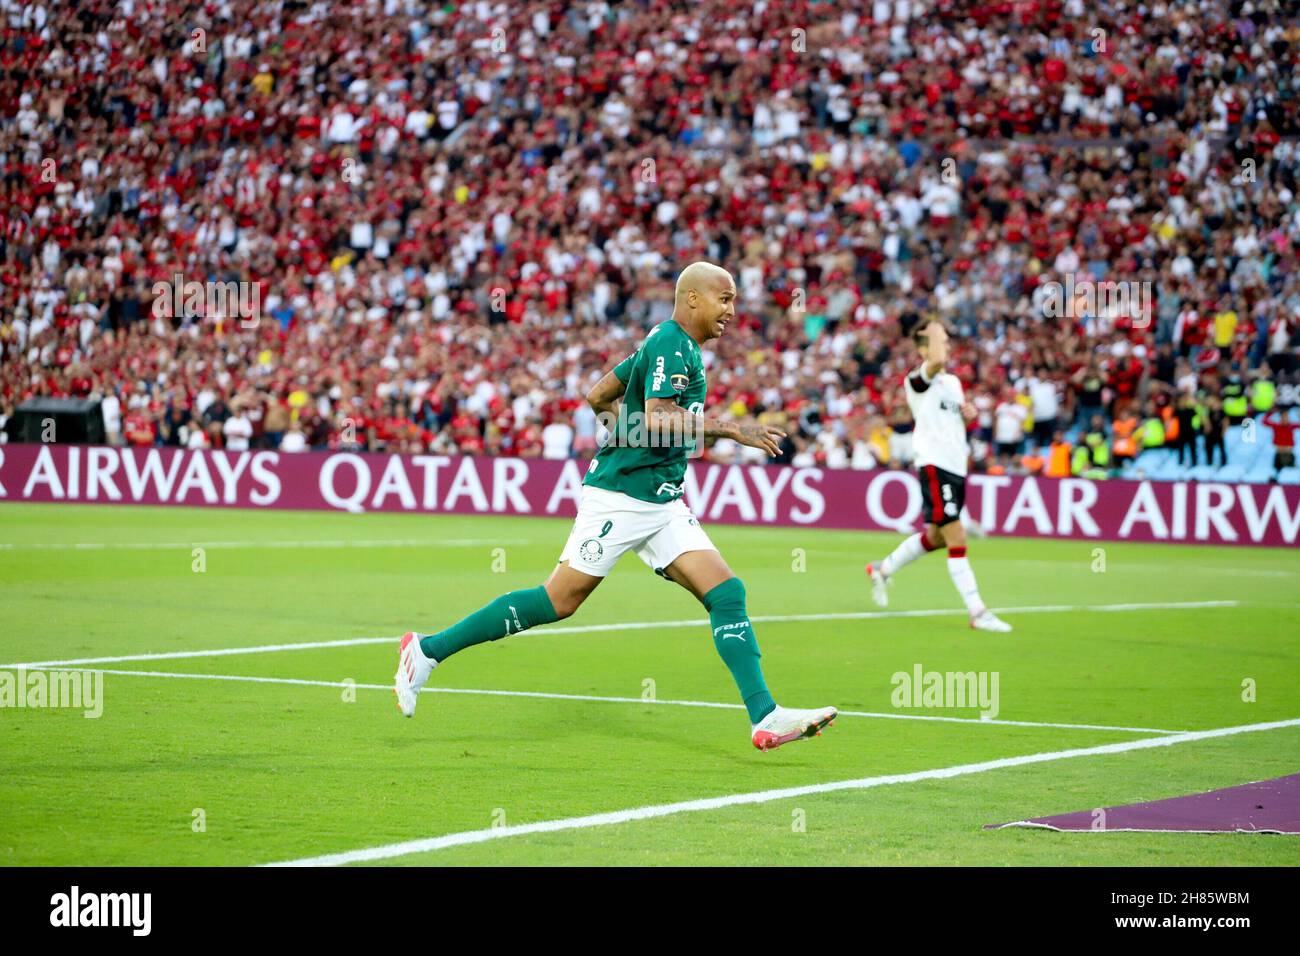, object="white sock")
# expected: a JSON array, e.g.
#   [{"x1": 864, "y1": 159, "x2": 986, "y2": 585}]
[
  {"x1": 880, "y1": 532, "x2": 935, "y2": 577},
  {"x1": 946, "y1": 549, "x2": 985, "y2": 616}
]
